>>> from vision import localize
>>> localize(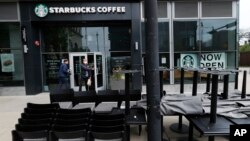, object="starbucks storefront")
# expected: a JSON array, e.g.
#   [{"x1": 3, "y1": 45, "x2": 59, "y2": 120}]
[{"x1": 20, "y1": 1, "x2": 142, "y2": 94}]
